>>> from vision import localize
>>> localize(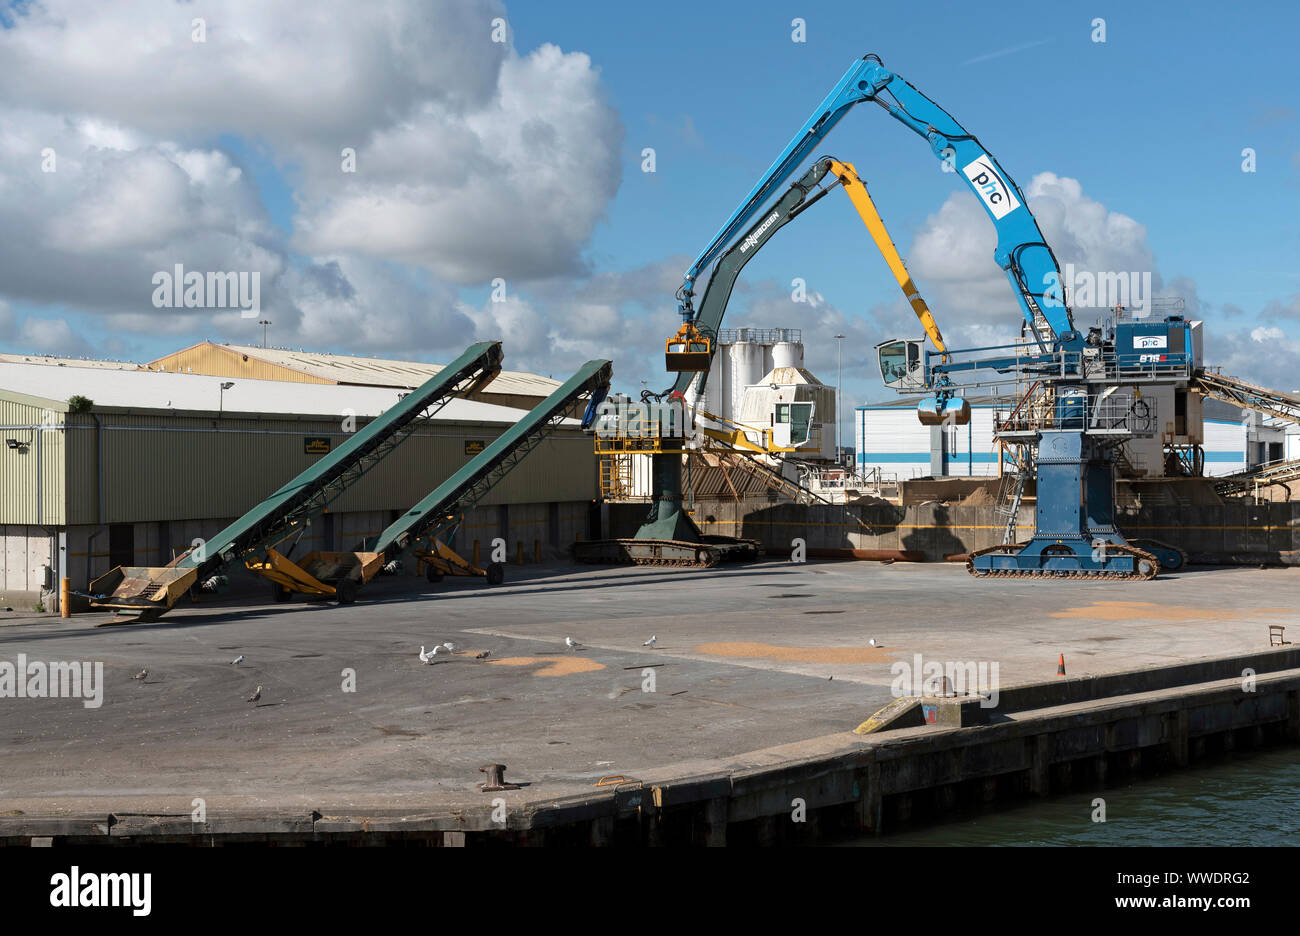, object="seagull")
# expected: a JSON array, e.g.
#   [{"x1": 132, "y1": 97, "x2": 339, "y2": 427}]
[
  {"x1": 231, "y1": 655, "x2": 245, "y2": 665},
  {"x1": 431, "y1": 645, "x2": 446, "y2": 656},
  {"x1": 442, "y1": 642, "x2": 456, "y2": 653},
  {"x1": 246, "y1": 685, "x2": 262, "y2": 704},
  {"x1": 418, "y1": 646, "x2": 433, "y2": 664},
  {"x1": 475, "y1": 651, "x2": 491, "y2": 660},
  {"x1": 869, "y1": 638, "x2": 881, "y2": 648},
  {"x1": 643, "y1": 635, "x2": 657, "y2": 648},
  {"x1": 565, "y1": 637, "x2": 581, "y2": 652},
  {"x1": 131, "y1": 669, "x2": 148, "y2": 681}
]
